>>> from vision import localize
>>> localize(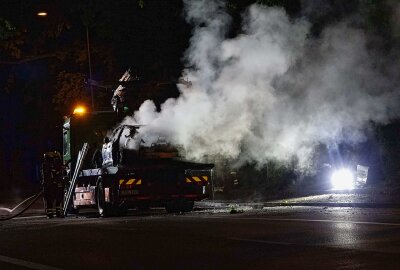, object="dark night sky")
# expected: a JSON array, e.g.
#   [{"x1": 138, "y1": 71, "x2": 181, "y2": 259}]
[{"x1": 0, "y1": 0, "x2": 194, "y2": 191}]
